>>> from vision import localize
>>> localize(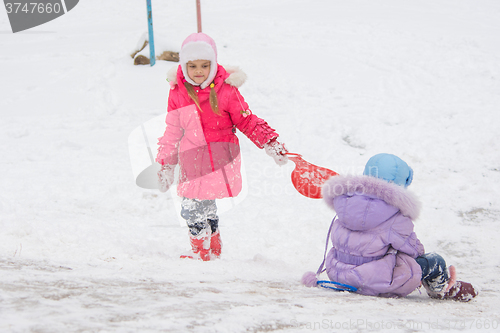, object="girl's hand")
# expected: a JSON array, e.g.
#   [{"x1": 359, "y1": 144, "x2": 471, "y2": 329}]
[
  {"x1": 158, "y1": 164, "x2": 176, "y2": 192},
  {"x1": 264, "y1": 138, "x2": 288, "y2": 166}
]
